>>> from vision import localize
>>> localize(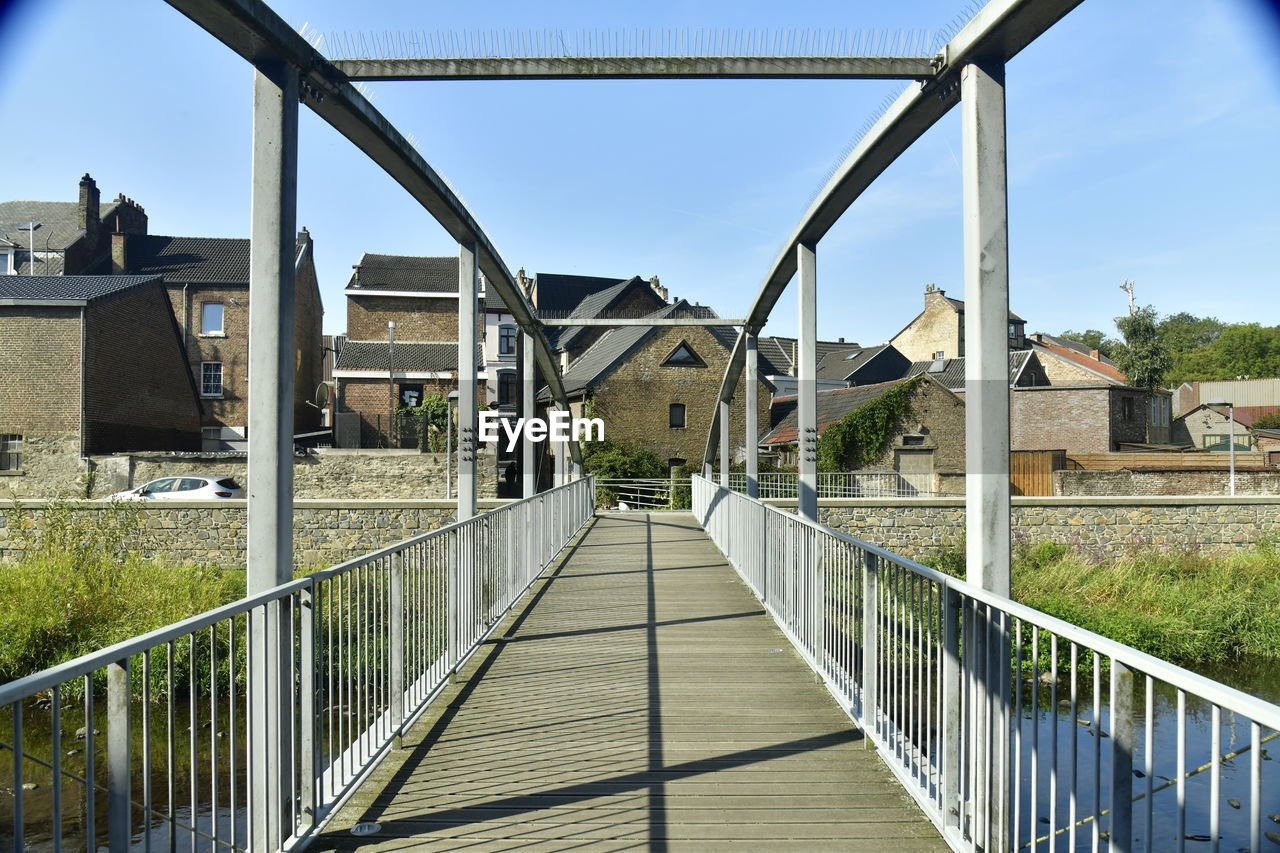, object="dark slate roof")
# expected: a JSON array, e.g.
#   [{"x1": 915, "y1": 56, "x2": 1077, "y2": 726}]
[
  {"x1": 905, "y1": 350, "x2": 1033, "y2": 390},
  {"x1": 1032, "y1": 332, "x2": 1119, "y2": 367},
  {"x1": 0, "y1": 274, "x2": 161, "y2": 302},
  {"x1": 541, "y1": 300, "x2": 779, "y2": 398},
  {"x1": 126, "y1": 235, "x2": 251, "y2": 283},
  {"x1": 548, "y1": 277, "x2": 657, "y2": 351},
  {"x1": 762, "y1": 378, "x2": 919, "y2": 445},
  {"x1": 334, "y1": 340, "x2": 459, "y2": 372},
  {"x1": 758, "y1": 336, "x2": 860, "y2": 376},
  {"x1": 534, "y1": 273, "x2": 628, "y2": 315},
  {"x1": 0, "y1": 200, "x2": 120, "y2": 252},
  {"x1": 348, "y1": 253, "x2": 459, "y2": 292}
]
